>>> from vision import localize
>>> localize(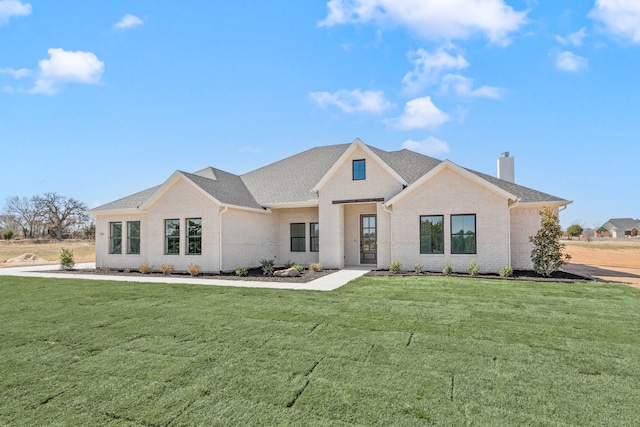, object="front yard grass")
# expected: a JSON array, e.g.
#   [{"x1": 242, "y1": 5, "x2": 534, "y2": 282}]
[{"x1": 1, "y1": 275, "x2": 639, "y2": 426}]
